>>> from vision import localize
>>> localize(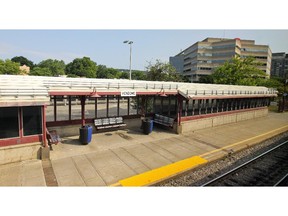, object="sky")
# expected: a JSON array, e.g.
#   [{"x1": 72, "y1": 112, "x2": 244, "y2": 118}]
[{"x1": 1, "y1": 29, "x2": 288, "y2": 71}]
